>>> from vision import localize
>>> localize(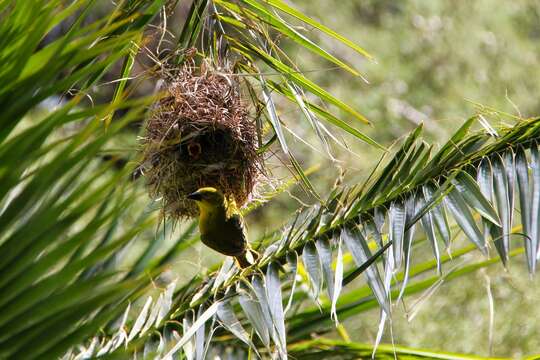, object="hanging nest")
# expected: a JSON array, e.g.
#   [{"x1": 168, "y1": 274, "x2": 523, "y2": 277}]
[{"x1": 140, "y1": 62, "x2": 262, "y2": 218}]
